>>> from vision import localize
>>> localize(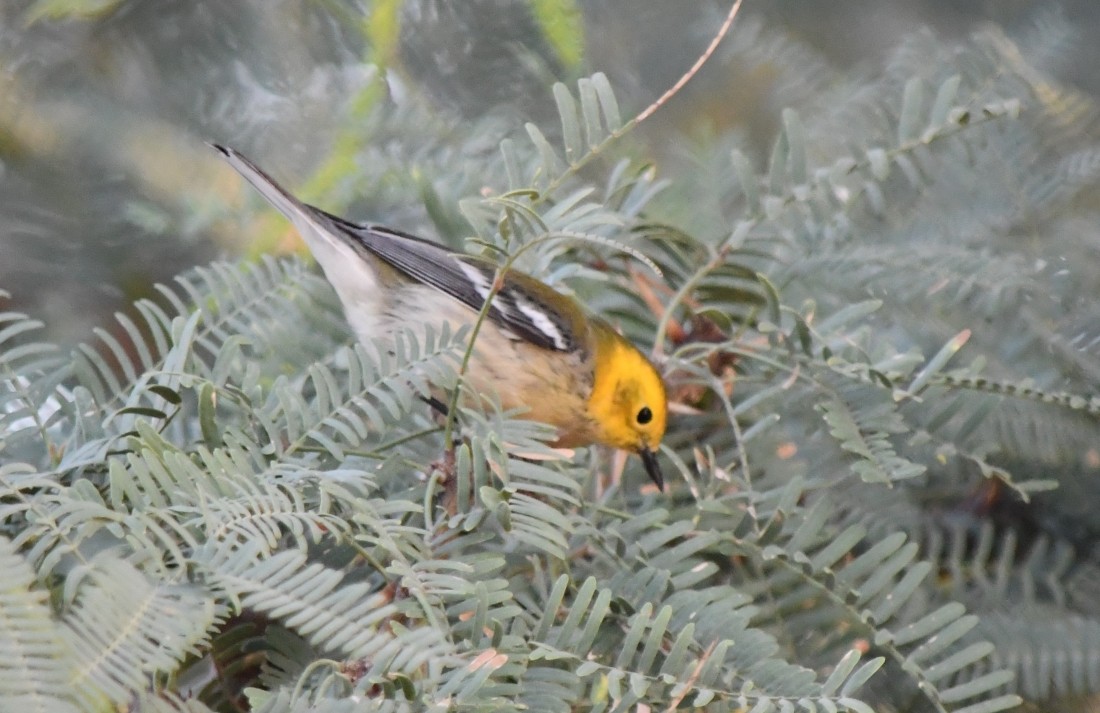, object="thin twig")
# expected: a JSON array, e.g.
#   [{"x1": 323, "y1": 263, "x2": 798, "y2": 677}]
[
  {"x1": 541, "y1": 0, "x2": 745, "y2": 198},
  {"x1": 635, "y1": 0, "x2": 744, "y2": 127},
  {"x1": 663, "y1": 639, "x2": 719, "y2": 712}
]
